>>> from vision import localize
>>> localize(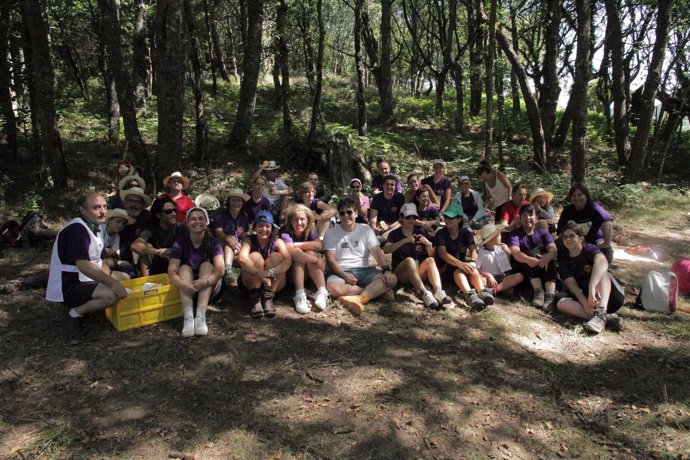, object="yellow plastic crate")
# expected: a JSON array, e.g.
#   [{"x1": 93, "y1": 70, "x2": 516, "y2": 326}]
[{"x1": 105, "y1": 274, "x2": 182, "y2": 332}]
